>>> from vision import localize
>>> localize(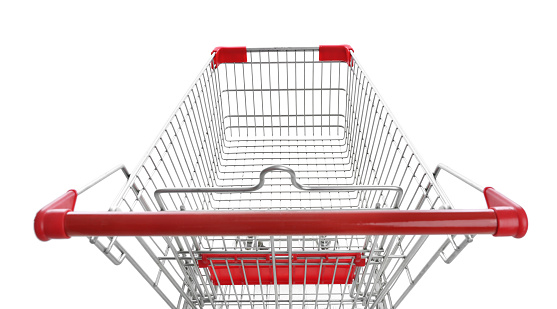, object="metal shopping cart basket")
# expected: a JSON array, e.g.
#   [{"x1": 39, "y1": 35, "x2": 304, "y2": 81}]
[{"x1": 35, "y1": 45, "x2": 528, "y2": 309}]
